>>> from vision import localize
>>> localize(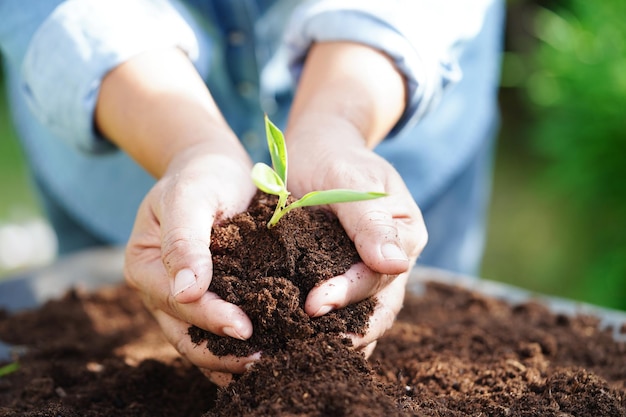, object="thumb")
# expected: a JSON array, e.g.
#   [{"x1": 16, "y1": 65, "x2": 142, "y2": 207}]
[
  {"x1": 158, "y1": 191, "x2": 216, "y2": 304},
  {"x1": 336, "y1": 203, "x2": 411, "y2": 275}
]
